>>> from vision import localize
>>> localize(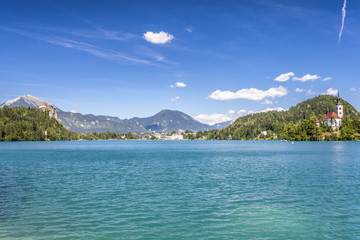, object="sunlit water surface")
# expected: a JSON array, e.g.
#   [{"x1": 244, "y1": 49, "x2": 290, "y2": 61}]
[{"x1": 1, "y1": 141, "x2": 360, "y2": 239}]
